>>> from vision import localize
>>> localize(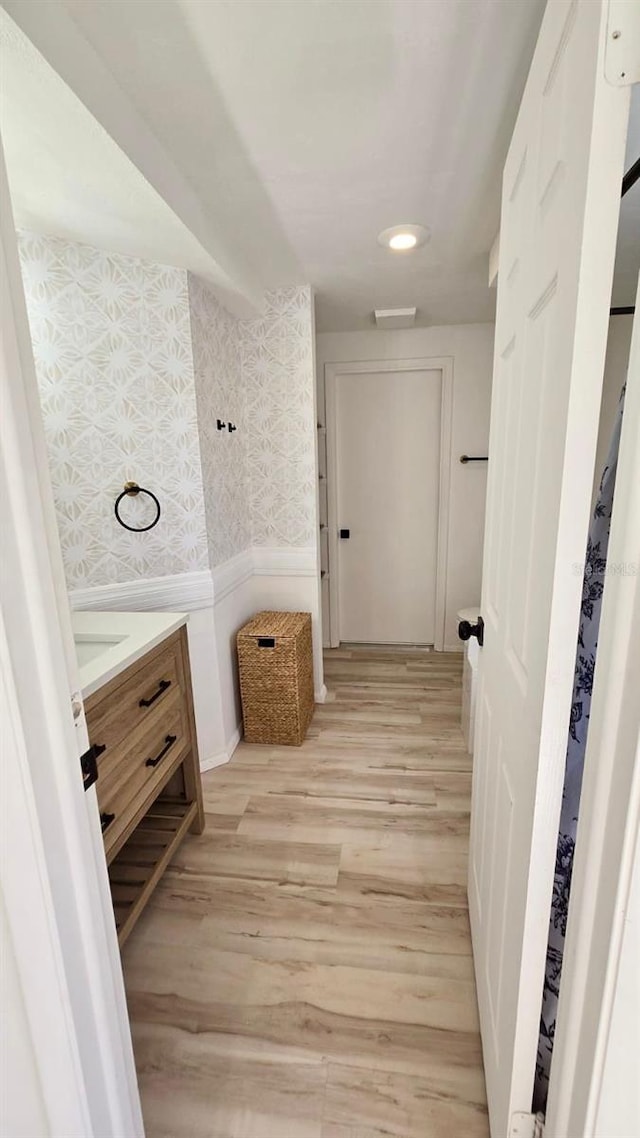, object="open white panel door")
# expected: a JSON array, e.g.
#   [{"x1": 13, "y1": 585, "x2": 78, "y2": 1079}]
[{"x1": 469, "y1": 1, "x2": 631, "y2": 1135}]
